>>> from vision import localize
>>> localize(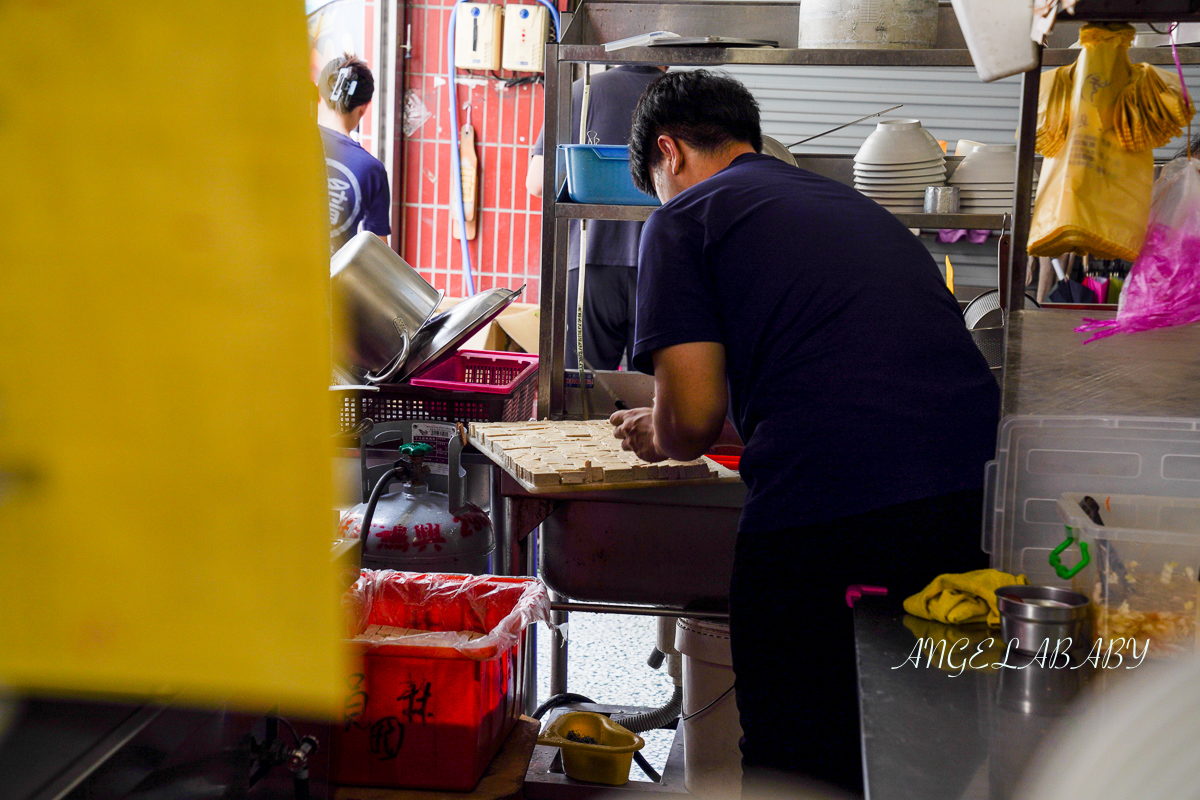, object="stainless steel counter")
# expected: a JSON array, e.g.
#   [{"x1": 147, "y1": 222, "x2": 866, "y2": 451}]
[
  {"x1": 855, "y1": 598, "x2": 1111, "y2": 800},
  {"x1": 1003, "y1": 309, "x2": 1200, "y2": 419}
]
